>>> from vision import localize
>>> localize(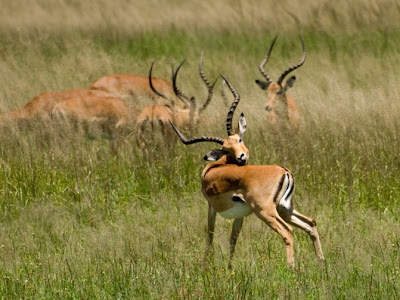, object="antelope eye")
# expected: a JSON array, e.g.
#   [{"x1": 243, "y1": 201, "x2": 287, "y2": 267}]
[
  {"x1": 276, "y1": 89, "x2": 283, "y2": 95},
  {"x1": 239, "y1": 138, "x2": 242, "y2": 143}
]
